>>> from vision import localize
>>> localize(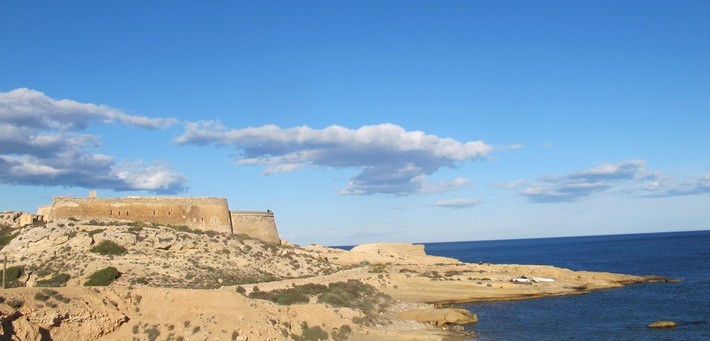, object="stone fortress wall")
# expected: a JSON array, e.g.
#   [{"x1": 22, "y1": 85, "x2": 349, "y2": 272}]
[
  {"x1": 230, "y1": 211, "x2": 280, "y2": 244},
  {"x1": 44, "y1": 194, "x2": 280, "y2": 243}
]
